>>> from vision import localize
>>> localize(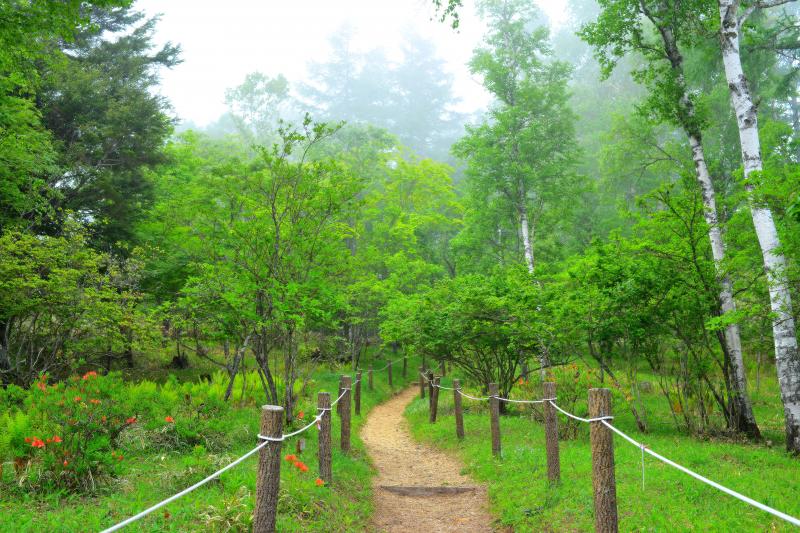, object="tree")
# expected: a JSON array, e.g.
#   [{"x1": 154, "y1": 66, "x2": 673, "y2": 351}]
[
  {"x1": 38, "y1": 6, "x2": 180, "y2": 249},
  {"x1": 581, "y1": 0, "x2": 761, "y2": 439},
  {"x1": 454, "y1": 0, "x2": 582, "y2": 275},
  {"x1": 715, "y1": 0, "x2": 800, "y2": 452}
]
